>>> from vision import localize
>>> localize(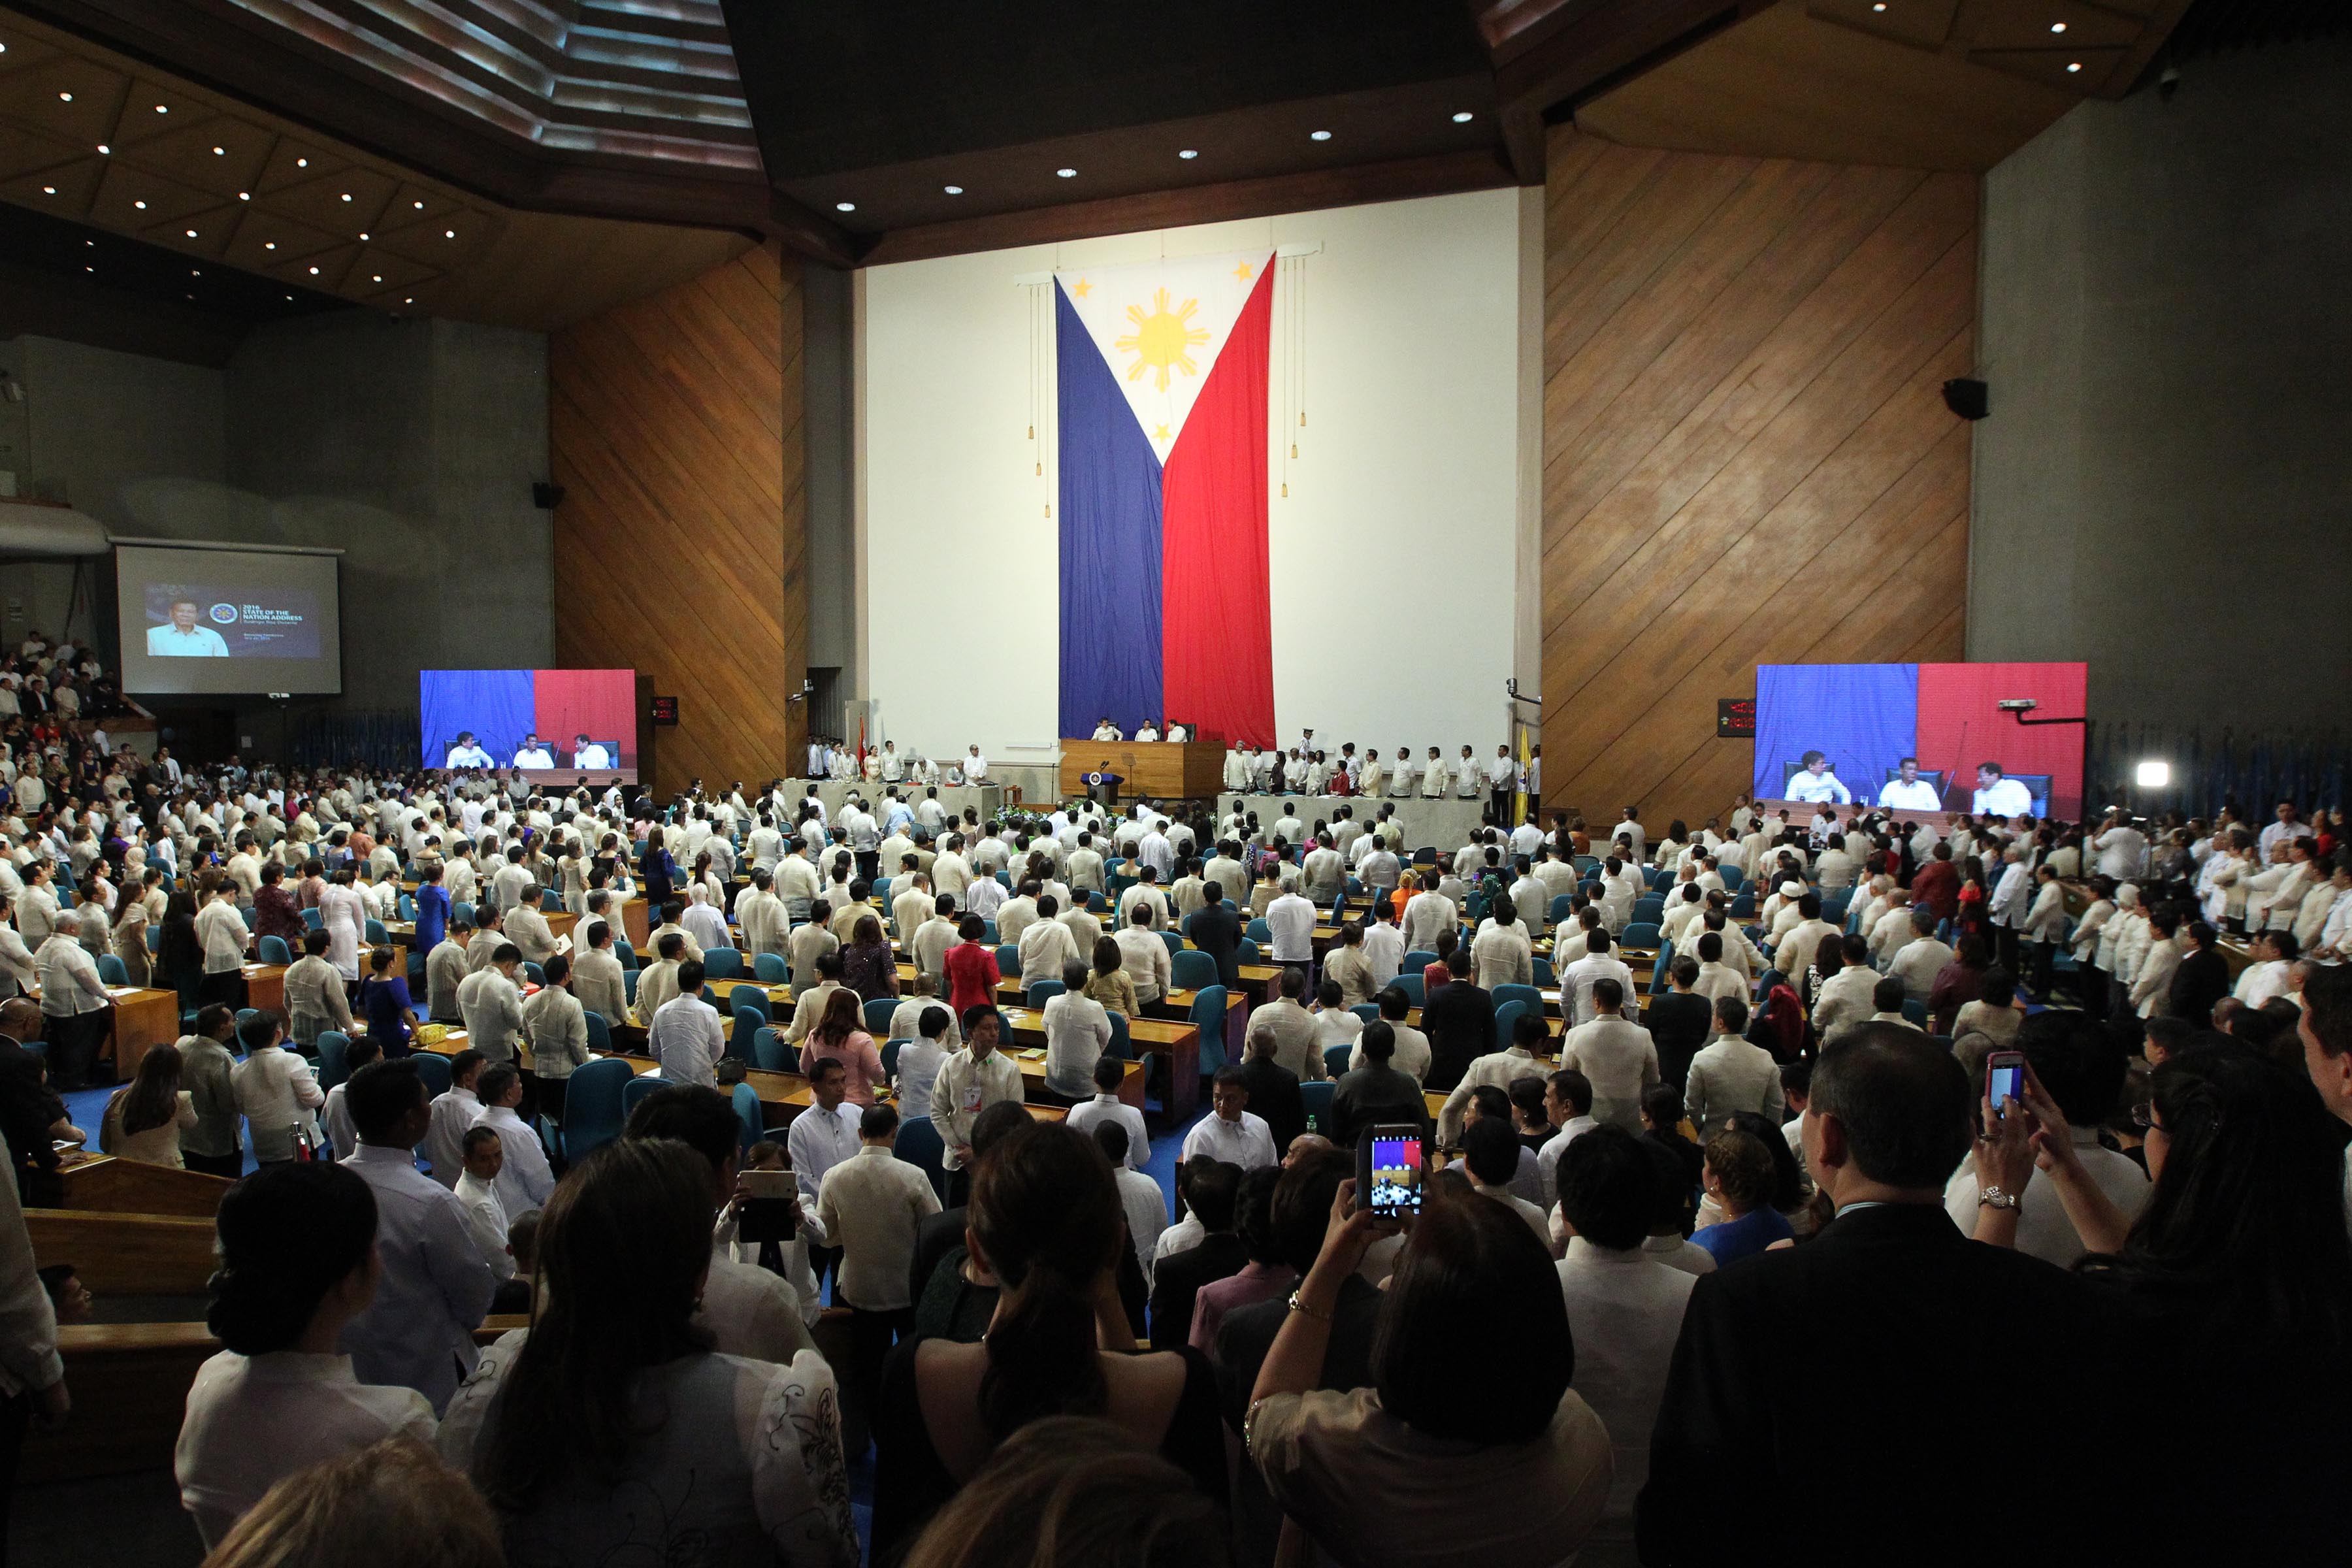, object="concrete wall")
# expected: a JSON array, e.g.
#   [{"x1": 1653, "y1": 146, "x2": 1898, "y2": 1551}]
[
  {"x1": 225, "y1": 314, "x2": 552, "y2": 722},
  {"x1": 1972, "y1": 37, "x2": 2352, "y2": 732},
  {"x1": 0, "y1": 313, "x2": 551, "y2": 751},
  {"x1": 802, "y1": 263, "x2": 857, "y2": 688}
]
